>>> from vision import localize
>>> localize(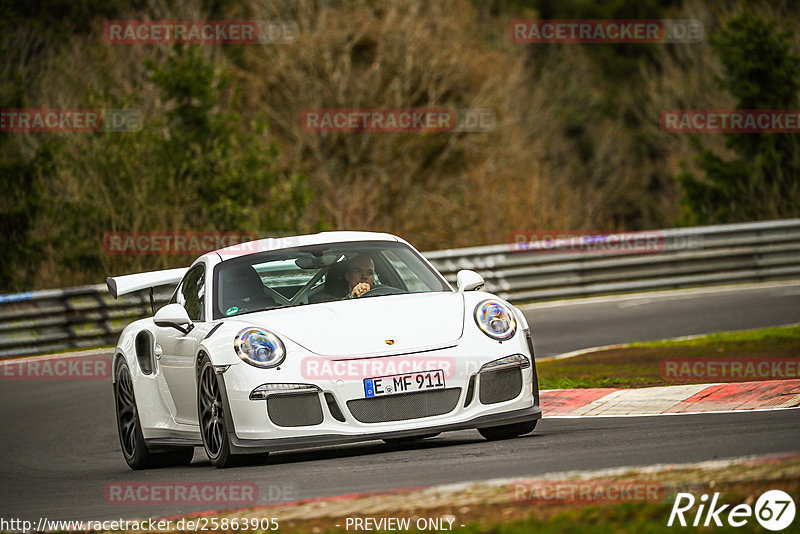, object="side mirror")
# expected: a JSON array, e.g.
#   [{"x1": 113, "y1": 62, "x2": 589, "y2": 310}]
[
  {"x1": 456, "y1": 270, "x2": 485, "y2": 292},
  {"x1": 153, "y1": 303, "x2": 194, "y2": 334}
]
